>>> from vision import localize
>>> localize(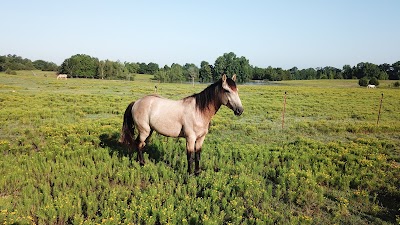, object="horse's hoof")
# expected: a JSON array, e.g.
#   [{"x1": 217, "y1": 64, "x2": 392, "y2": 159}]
[{"x1": 139, "y1": 161, "x2": 145, "y2": 167}]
